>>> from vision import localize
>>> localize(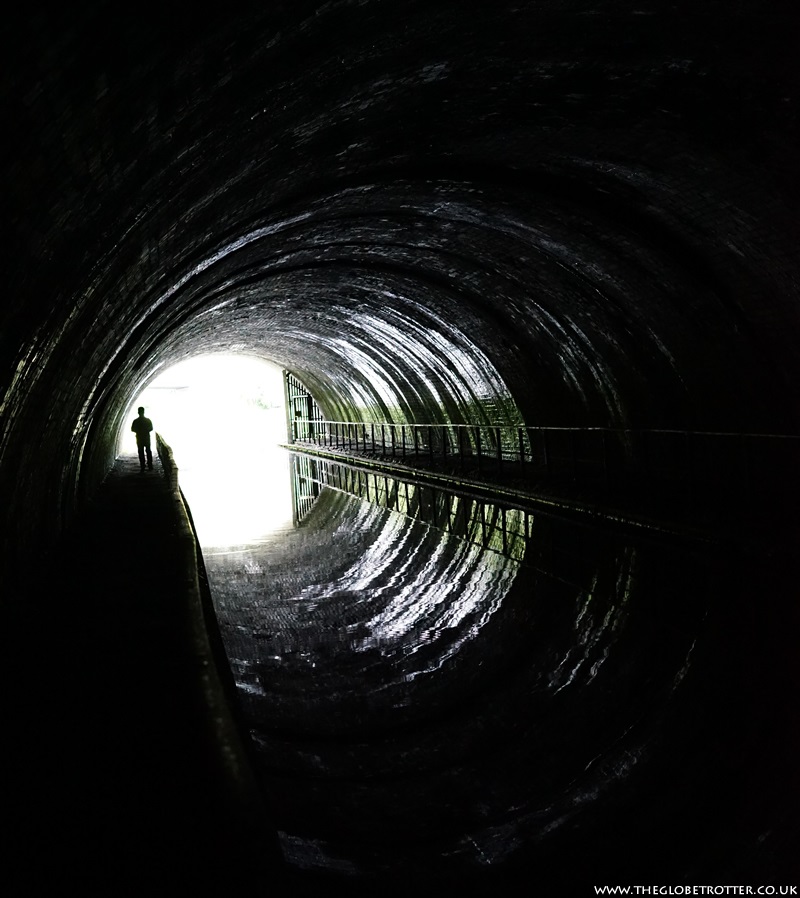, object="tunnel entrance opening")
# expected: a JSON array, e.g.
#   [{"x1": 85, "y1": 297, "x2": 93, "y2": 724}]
[{"x1": 121, "y1": 352, "x2": 293, "y2": 546}]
